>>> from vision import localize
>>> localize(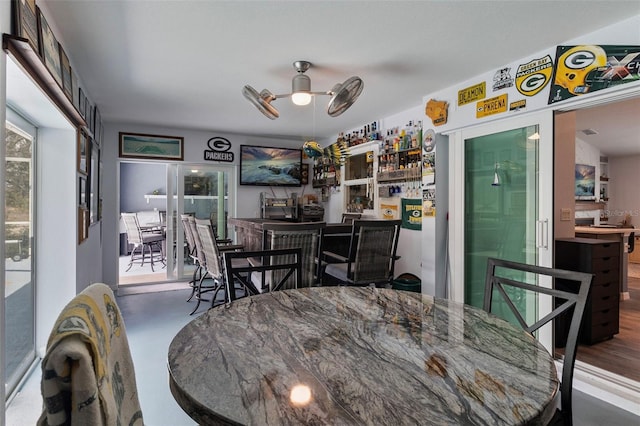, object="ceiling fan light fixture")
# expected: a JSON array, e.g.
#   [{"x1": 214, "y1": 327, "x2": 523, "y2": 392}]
[
  {"x1": 243, "y1": 60, "x2": 363, "y2": 118},
  {"x1": 291, "y1": 92, "x2": 312, "y2": 106},
  {"x1": 291, "y1": 73, "x2": 312, "y2": 105}
]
